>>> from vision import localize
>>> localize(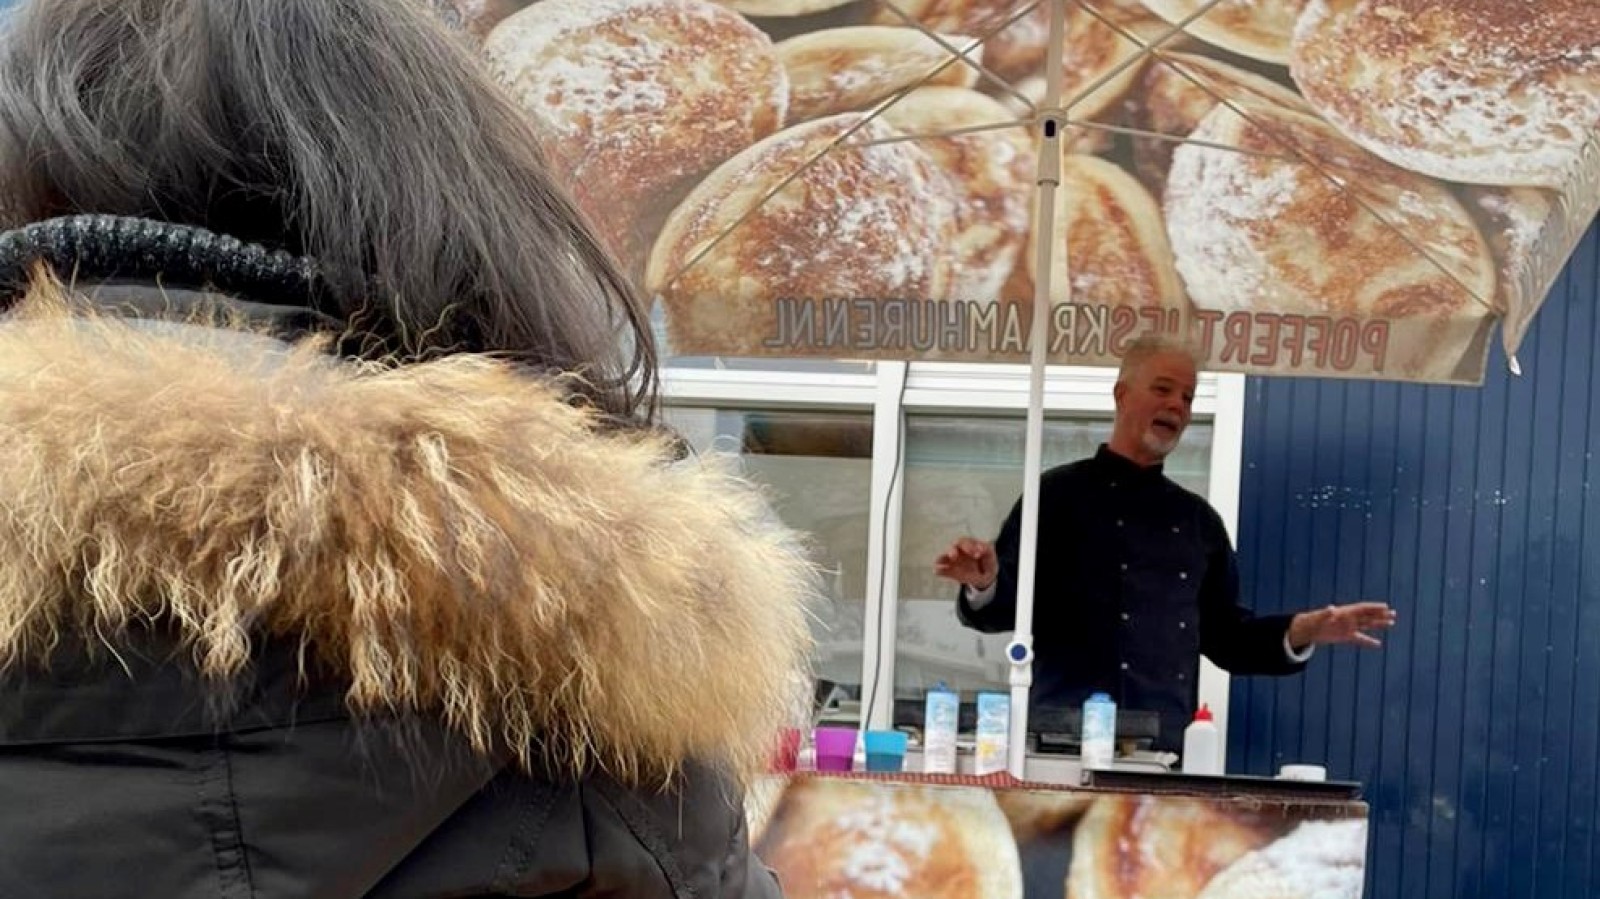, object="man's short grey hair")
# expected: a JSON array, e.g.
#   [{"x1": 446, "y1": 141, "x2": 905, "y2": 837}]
[{"x1": 1117, "y1": 332, "x2": 1202, "y2": 384}]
